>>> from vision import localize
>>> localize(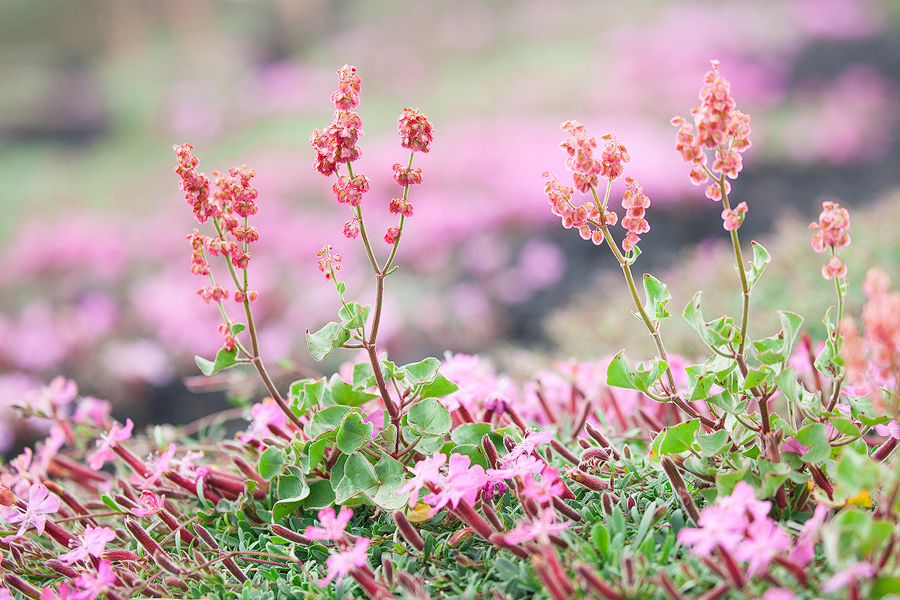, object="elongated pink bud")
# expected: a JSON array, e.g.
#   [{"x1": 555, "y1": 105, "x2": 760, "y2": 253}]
[
  {"x1": 4, "y1": 573, "x2": 42, "y2": 599},
  {"x1": 482, "y1": 434, "x2": 501, "y2": 469},
  {"x1": 550, "y1": 439, "x2": 579, "y2": 464},
  {"x1": 270, "y1": 524, "x2": 311, "y2": 545},
  {"x1": 103, "y1": 549, "x2": 141, "y2": 562},
  {"x1": 46, "y1": 559, "x2": 77, "y2": 578},
  {"x1": 393, "y1": 511, "x2": 425, "y2": 551},
  {"x1": 575, "y1": 562, "x2": 624, "y2": 600}
]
